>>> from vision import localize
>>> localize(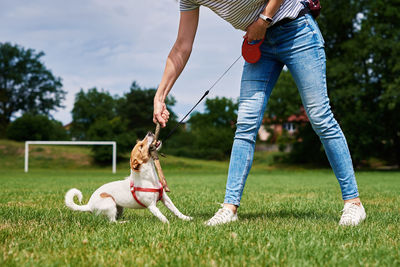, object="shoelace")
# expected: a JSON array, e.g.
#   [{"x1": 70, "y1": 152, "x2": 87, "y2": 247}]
[
  {"x1": 208, "y1": 208, "x2": 231, "y2": 224},
  {"x1": 341, "y1": 203, "x2": 360, "y2": 221}
]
